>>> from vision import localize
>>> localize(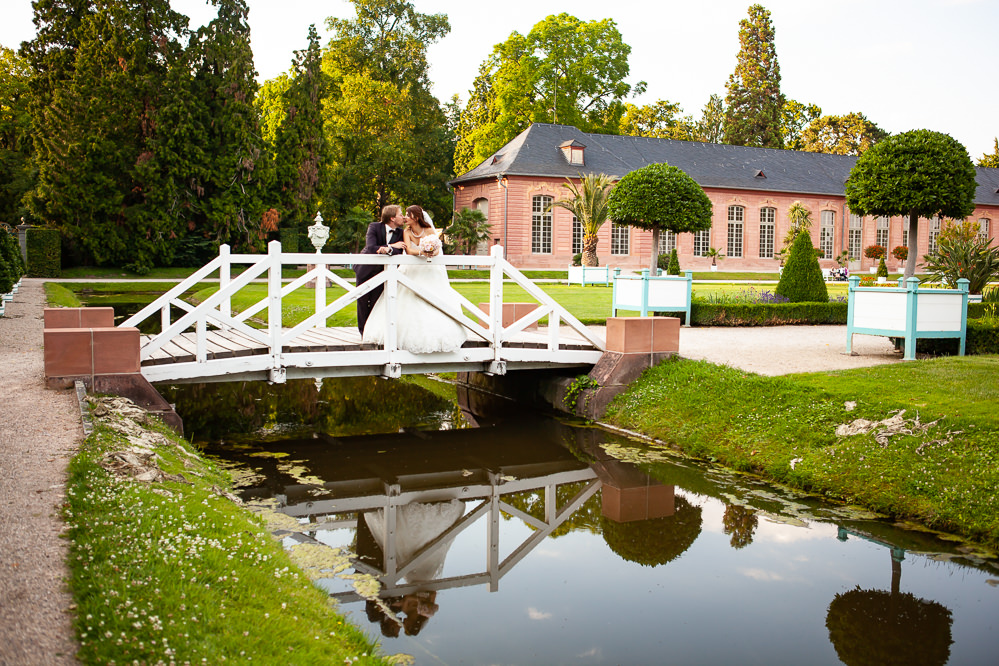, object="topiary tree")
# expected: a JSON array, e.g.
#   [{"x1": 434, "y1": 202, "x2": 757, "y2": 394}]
[
  {"x1": 667, "y1": 248, "x2": 680, "y2": 275},
  {"x1": 607, "y1": 162, "x2": 713, "y2": 272},
  {"x1": 775, "y1": 229, "x2": 828, "y2": 302},
  {"x1": 846, "y1": 130, "x2": 977, "y2": 280},
  {"x1": 877, "y1": 255, "x2": 888, "y2": 279}
]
